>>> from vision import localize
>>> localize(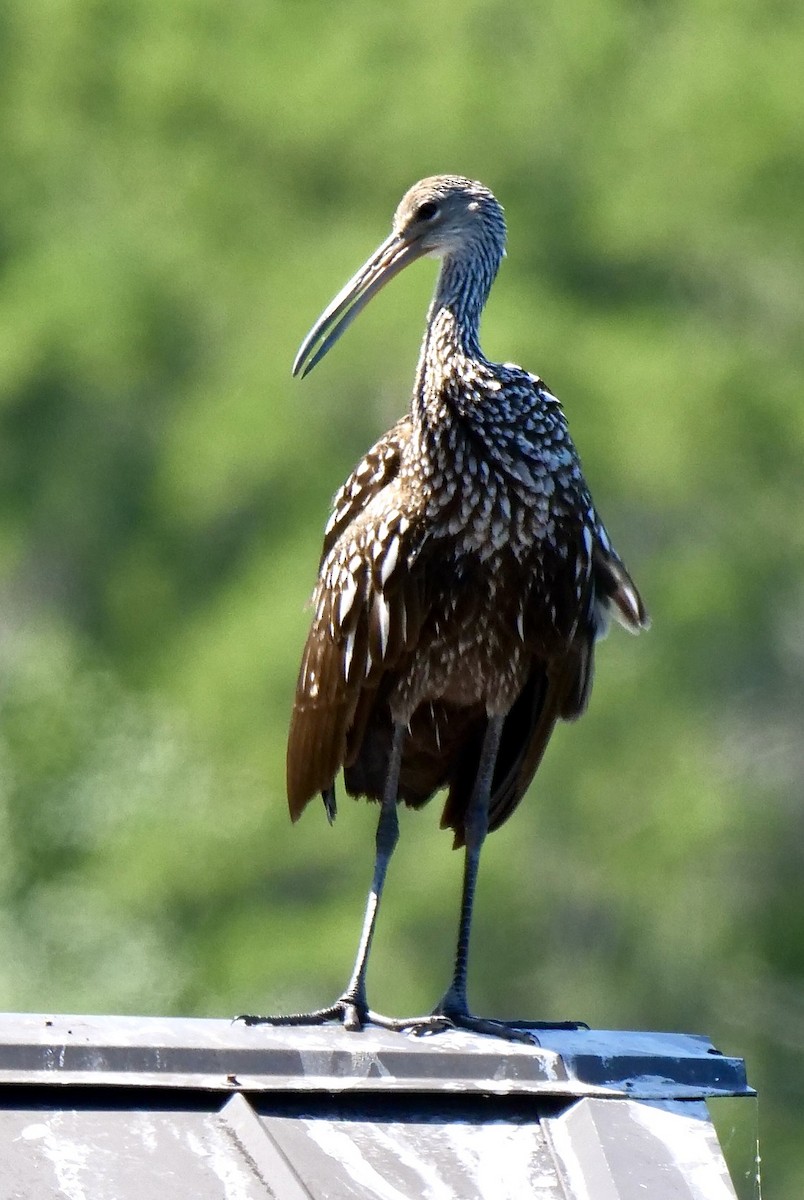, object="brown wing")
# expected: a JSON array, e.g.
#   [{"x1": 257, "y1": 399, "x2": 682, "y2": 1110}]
[
  {"x1": 319, "y1": 415, "x2": 413, "y2": 565},
  {"x1": 444, "y1": 520, "x2": 648, "y2": 846},
  {"x1": 286, "y1": 419, "x2": 426, "y2": 820},
  {"x1": 591, "y1": 536, "x2": 650, "y2": 635}
]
